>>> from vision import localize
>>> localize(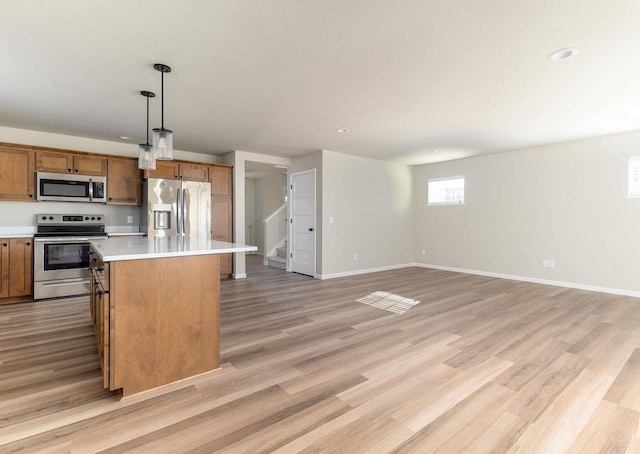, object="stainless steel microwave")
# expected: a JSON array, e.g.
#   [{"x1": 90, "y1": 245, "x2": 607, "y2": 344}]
[{"x1": 37, "y1": 172, "x2": 107, "y2": 203}]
